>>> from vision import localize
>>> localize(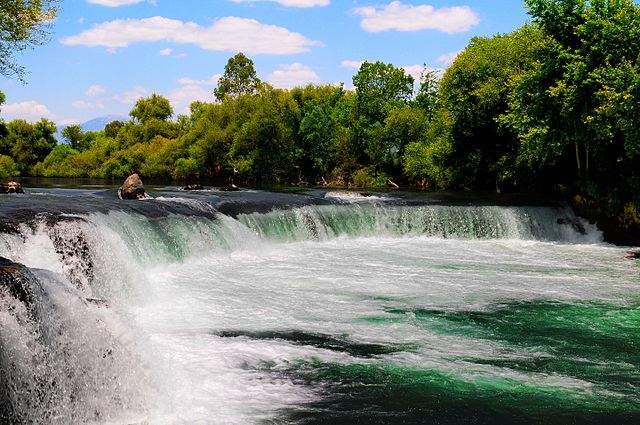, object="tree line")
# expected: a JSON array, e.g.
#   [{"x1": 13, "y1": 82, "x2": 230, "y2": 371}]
[{"x1": 1, "y1": 0, "x2": 639, "y2": 234}]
